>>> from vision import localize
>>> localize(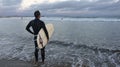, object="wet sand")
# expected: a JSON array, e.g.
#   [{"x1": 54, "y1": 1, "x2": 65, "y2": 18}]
[
  {"x1": 0, "y1": 60, "x2": 72, "y2": 67},
  {"x1": 0, "y1": 60, "x2": 32, "y2": 67}
]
